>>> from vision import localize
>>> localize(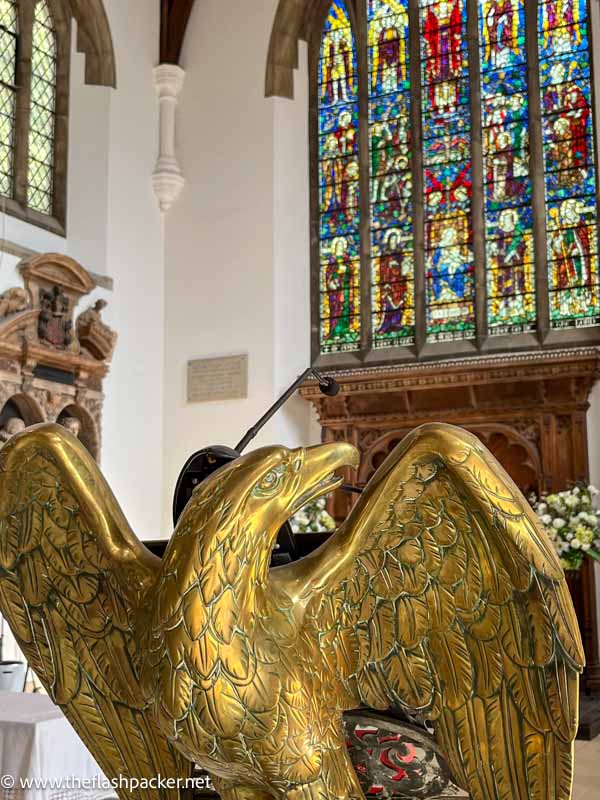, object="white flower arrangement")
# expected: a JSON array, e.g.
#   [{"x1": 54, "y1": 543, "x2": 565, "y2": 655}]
[
  {"x1": 530, "y1": 484, "x2": 600, "y2": 571},
  {"x1": 290, "y1": 496, "x2": 337, "y2": 534}
]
